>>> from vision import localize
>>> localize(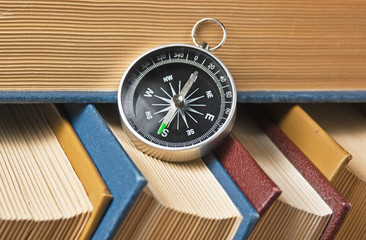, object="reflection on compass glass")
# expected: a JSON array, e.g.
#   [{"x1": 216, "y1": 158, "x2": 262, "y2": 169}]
[{"x1": 120, "y1": 45, "x2": 235, "y2": 148}]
